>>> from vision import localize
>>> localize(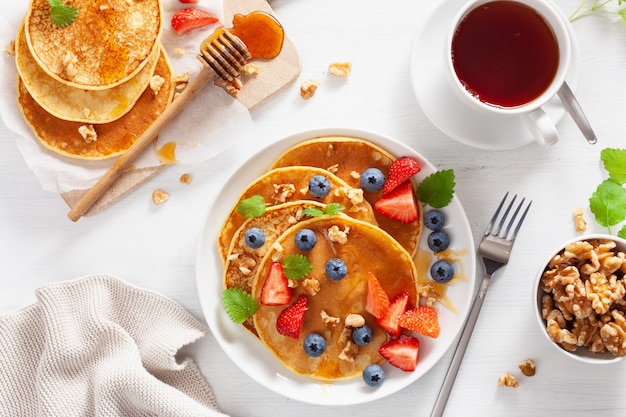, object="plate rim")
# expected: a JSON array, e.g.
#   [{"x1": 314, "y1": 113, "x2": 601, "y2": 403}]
[{"x1": 195, "y1": 127, "x2": 477, "y2": 405}]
